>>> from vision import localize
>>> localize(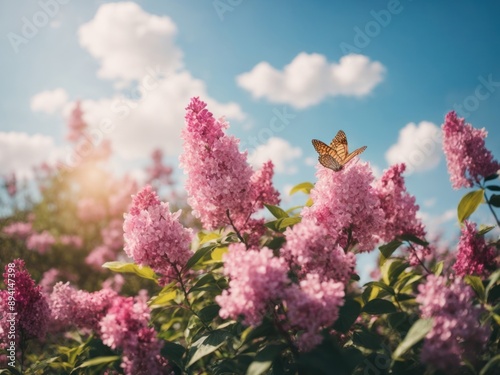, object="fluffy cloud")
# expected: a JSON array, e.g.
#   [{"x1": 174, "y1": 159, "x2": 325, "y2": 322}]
[
  {"x1": 76, "y1": 71, "x2": 244, "y2": 159},
  {"x1": 385, "y1": 121, "x2": 442, "y2": 174},
  {"x1": 78, "y1": 1, "x2": 182, "y2": 85},
  {"x1": 0, "y1": 132, "x2": 60, "y2": 178},
  {"x1": 248, "y1": 137, "x2": 302, "y2": 174},
  {"x1": 237, "y1": 53, "x2": 385, "y2": 109},
  {"x1": 30, "y1": 88, "x2": 68, "y2": 114},
  {"x1": 30, "y1": 2, "x2": 244, "y2": 161},
  {"x1": 417, "y1": 209, "x2": 456, "y2": 237}
]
